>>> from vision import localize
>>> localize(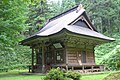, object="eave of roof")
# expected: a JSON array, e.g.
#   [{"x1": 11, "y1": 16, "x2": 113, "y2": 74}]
[
  {"x1": 20, "y1": 25, "x2": 115, "y2": 45},
  {"x1": 36, "y1": 25, "x2": 115, "y2": 41},
  {"x1": 65, "y1": 25, "x2": 115, "y2": 41}
]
